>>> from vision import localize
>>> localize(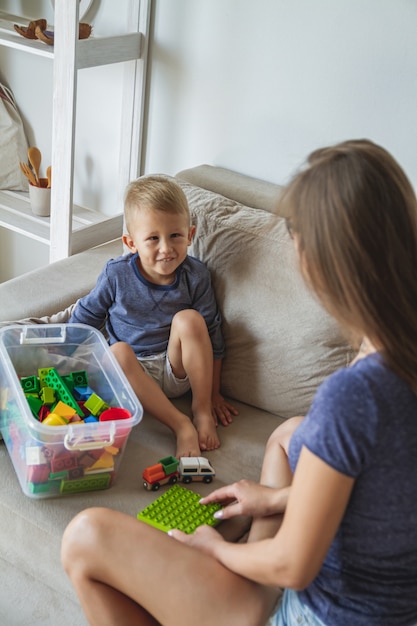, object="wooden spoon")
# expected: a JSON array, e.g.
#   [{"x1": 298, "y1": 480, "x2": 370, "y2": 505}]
[
  {"x1": 46, "y1": 165, "x2": 52, "y2": 189},
  {"x1": 19, "y1": 162, "x2": 38, "y2": 187},
  {"x1": 28, "y1": 146, "x2": 41, "y2": 186}
]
